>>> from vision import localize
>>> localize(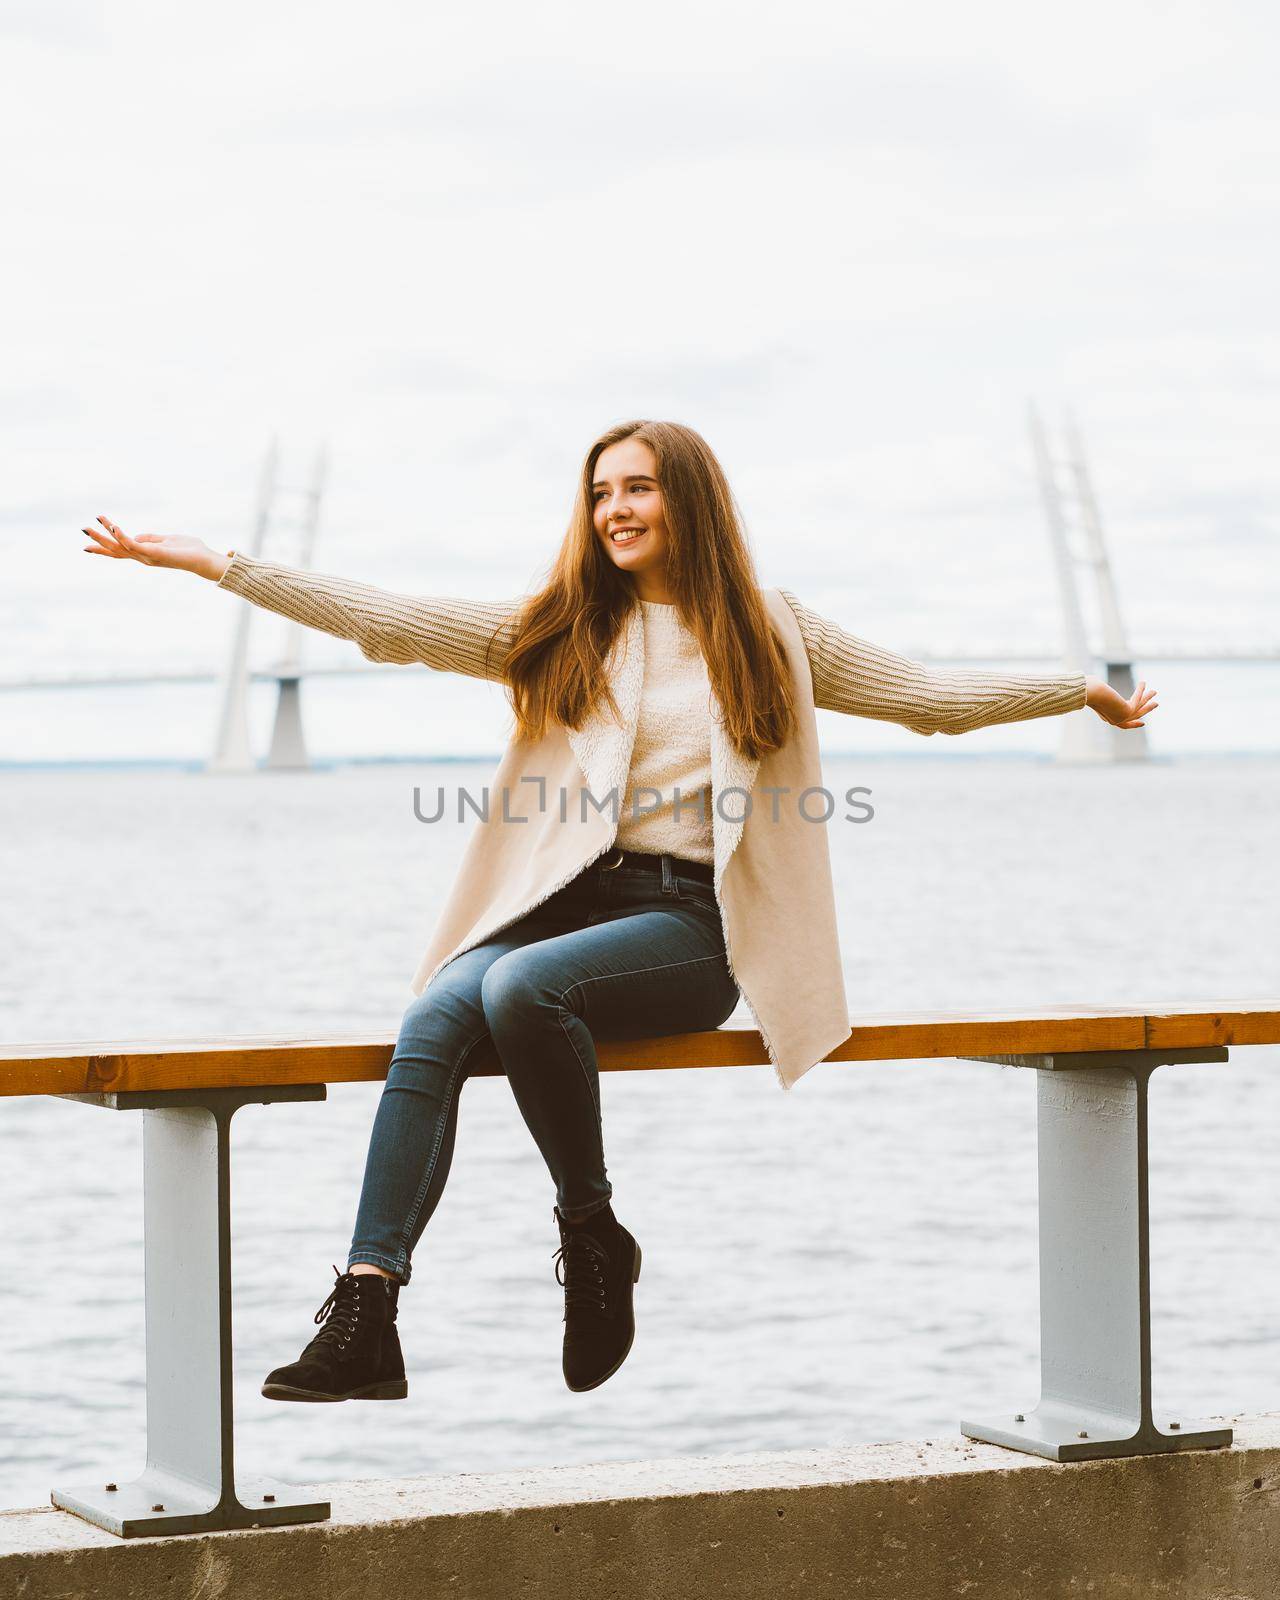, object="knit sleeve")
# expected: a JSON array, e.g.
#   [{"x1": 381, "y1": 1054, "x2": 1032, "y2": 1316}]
[
  {"x1": 777, "y1": 588, "x2": 1088, "y2": 737},
  {"x1": 215, "y1": 551, "x2": 520, "y2": 682}
]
